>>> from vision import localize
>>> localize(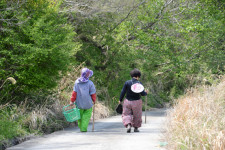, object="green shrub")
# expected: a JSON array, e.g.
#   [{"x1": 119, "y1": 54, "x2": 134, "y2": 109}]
[
  {"x1": 0, "y1": 105, "x2": 28, "y2": 141},
  {"x1": 0, "y1": 0, "x2": 80, "y2": 103}
]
